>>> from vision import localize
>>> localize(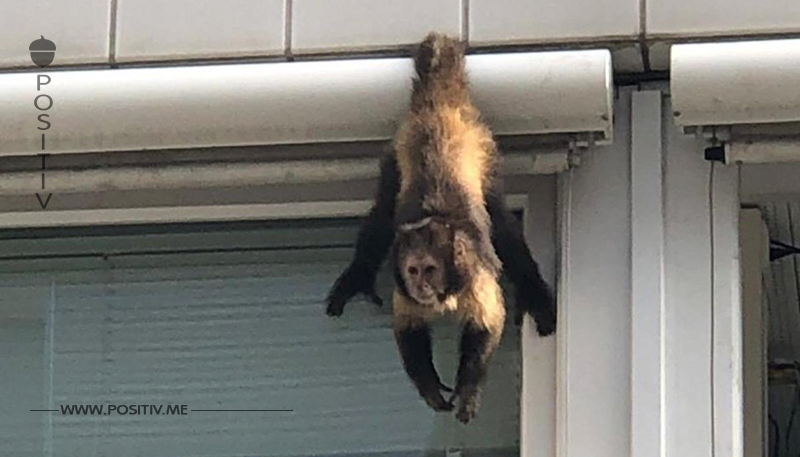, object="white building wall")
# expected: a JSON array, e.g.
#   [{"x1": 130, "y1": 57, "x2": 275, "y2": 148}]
[
  {"x1": 557, "y1": 88, "x2": 633, "y2": 457},
  {"x1": 556, "y1": 87, "x2": 743, "y2": 457},
  {"x1": 0, "y1": 0, "x2": 760, "y2": 453}
]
